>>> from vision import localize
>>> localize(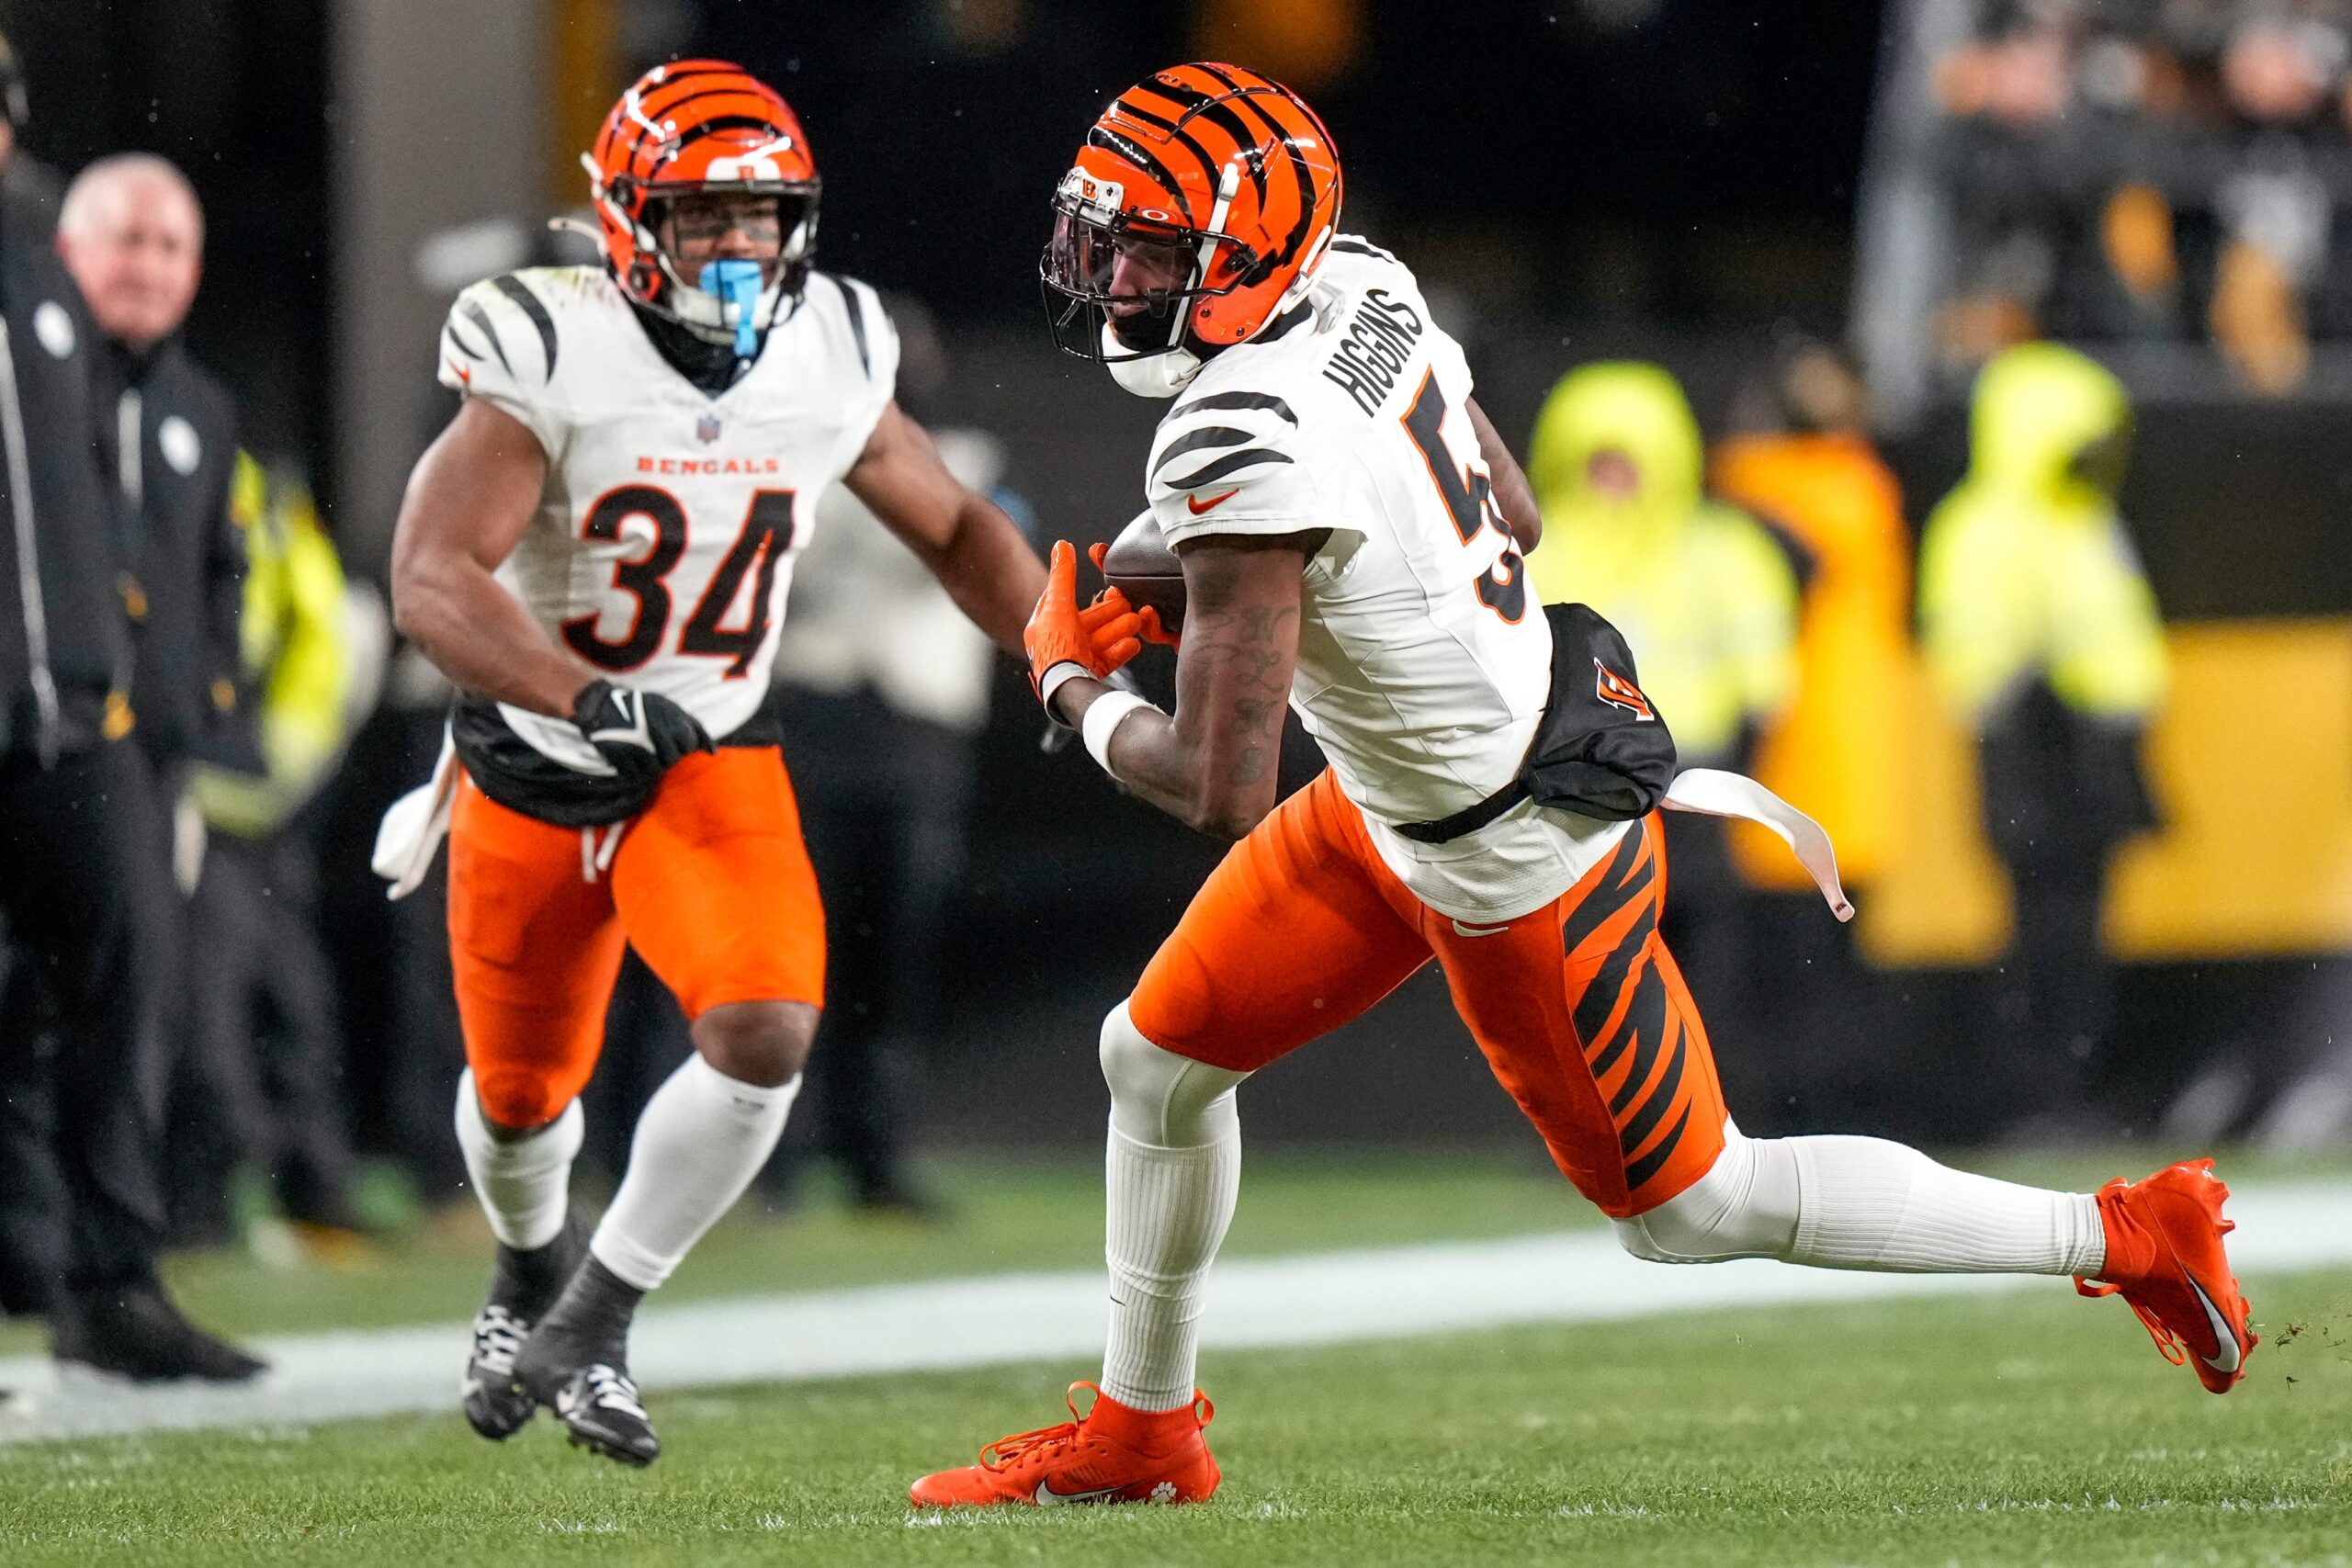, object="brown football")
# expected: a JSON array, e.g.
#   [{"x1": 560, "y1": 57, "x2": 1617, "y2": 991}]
[{"x1": 1100, "y1": 510, "x2": 1185, "y2": 636}]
